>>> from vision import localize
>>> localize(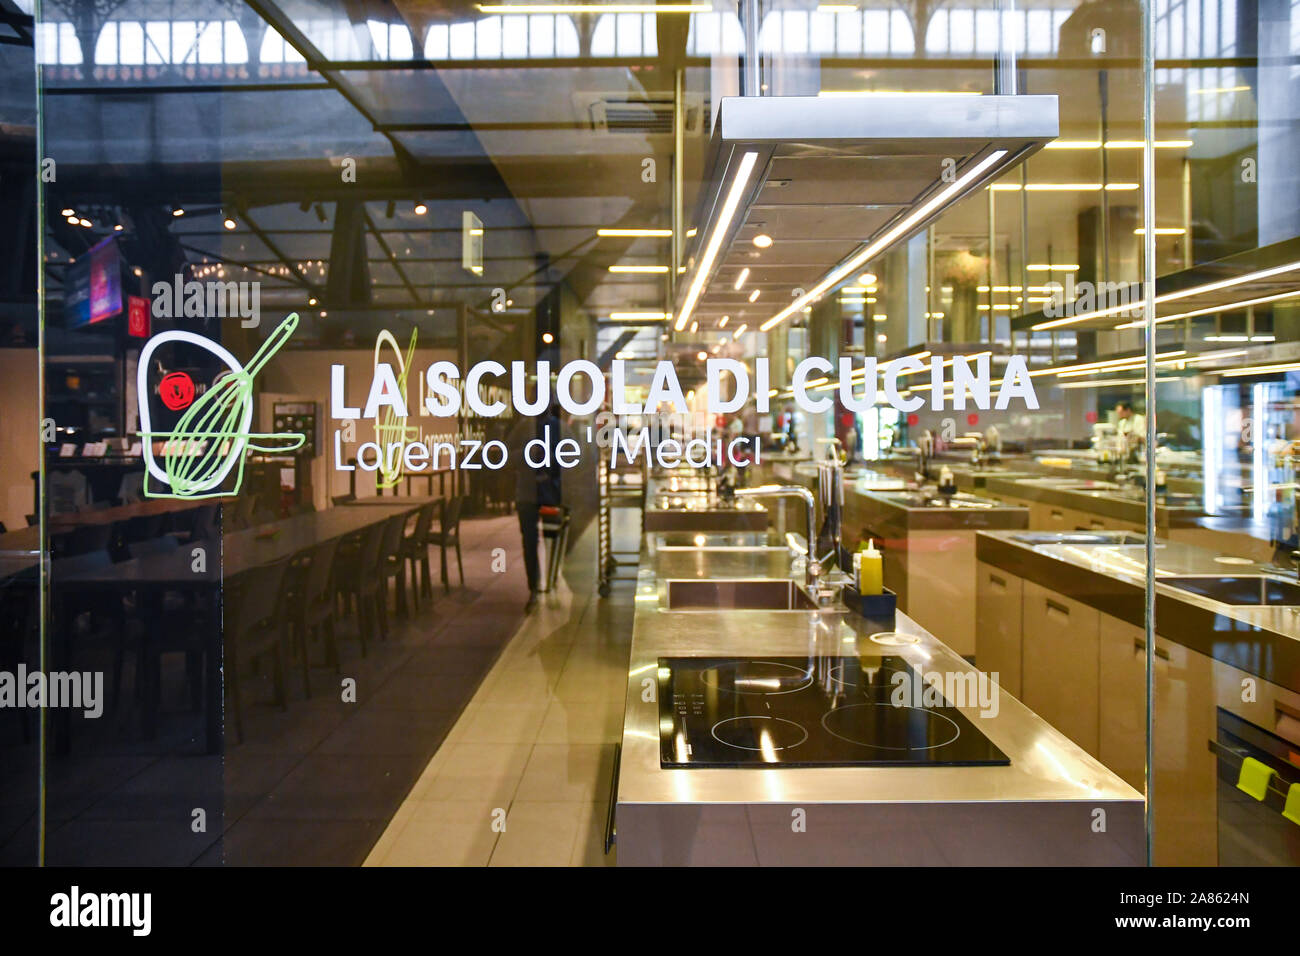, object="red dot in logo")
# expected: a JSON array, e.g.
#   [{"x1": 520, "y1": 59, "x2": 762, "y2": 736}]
[
  {"x1": 966, "y1": 413, "x2": 980, "y2": 427},
  {"x1": 906, "y1": 413, "x2": 920, "y2": 427},
  {"x1": 1085, "y1": 410, "x2": 1099, "y2": 424},
  {"x1": 160, "y1": 371, "x2": 195, "y2": 411}
]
